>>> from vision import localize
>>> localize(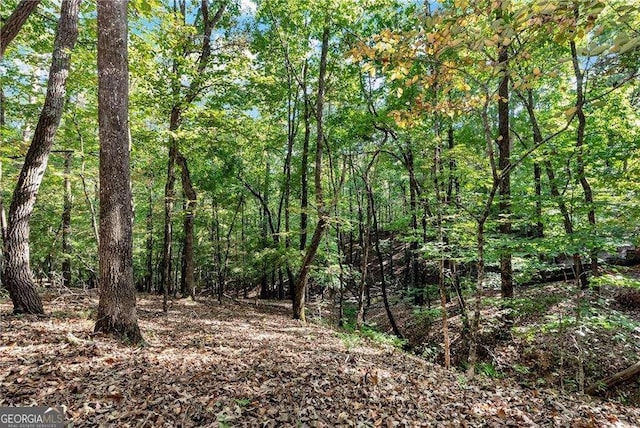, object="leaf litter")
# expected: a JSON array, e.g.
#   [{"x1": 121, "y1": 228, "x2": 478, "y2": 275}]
[{"x1": 1, "y1": 291, "x2": 639, "y2": 427}]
